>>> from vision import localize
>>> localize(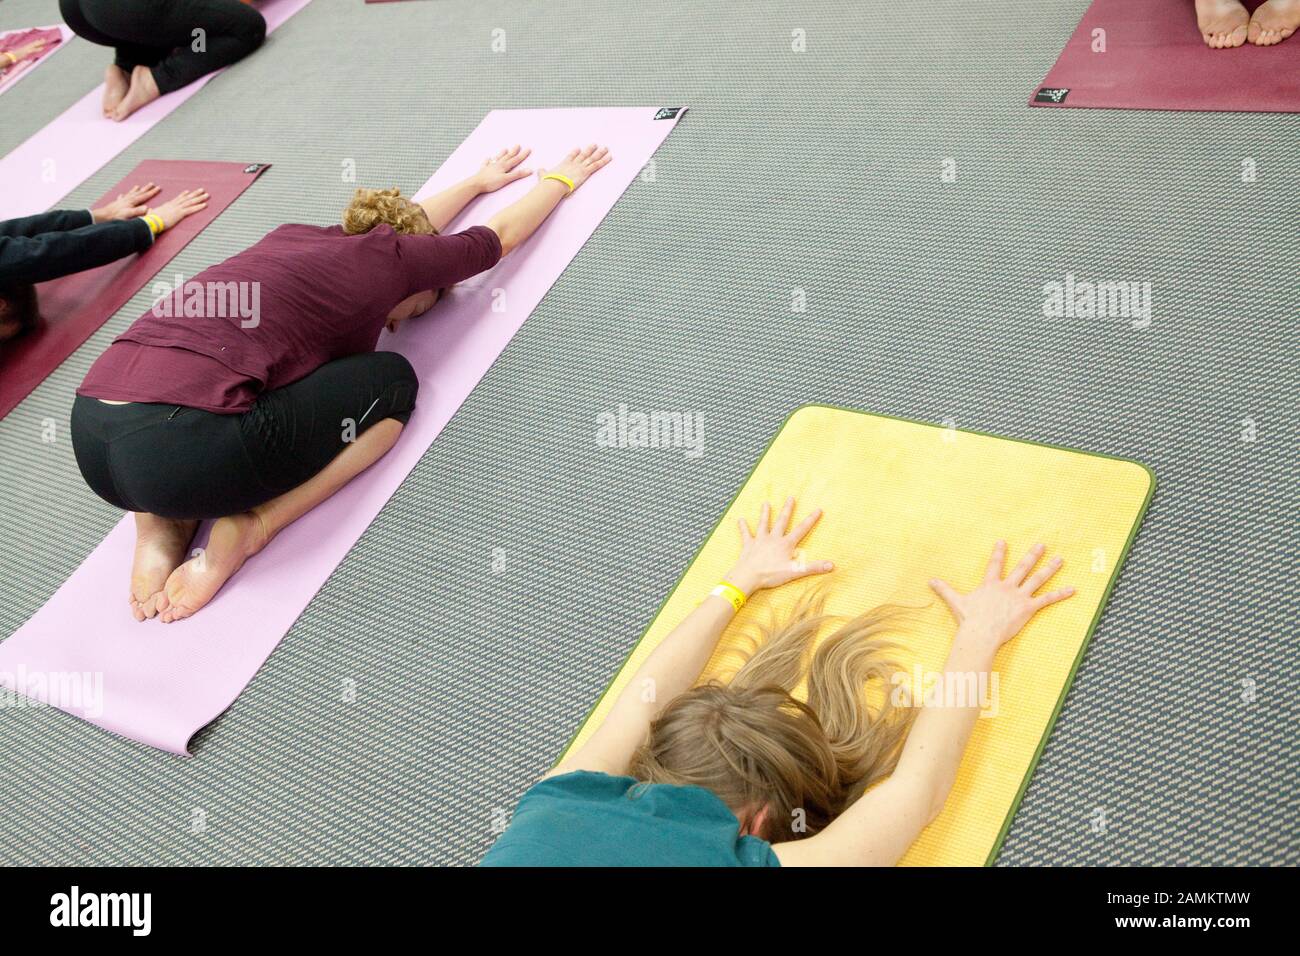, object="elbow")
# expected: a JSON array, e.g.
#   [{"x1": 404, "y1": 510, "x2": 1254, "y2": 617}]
[
  {"x1": 925, "y1": 796, "x2": 945, "y2": 827},
  {"x1": 484, "y1": 222, "x2": 514, "y2": 258},
  {"x1": 923, "y1": 777, "x2": 955, "y2": 825}
]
